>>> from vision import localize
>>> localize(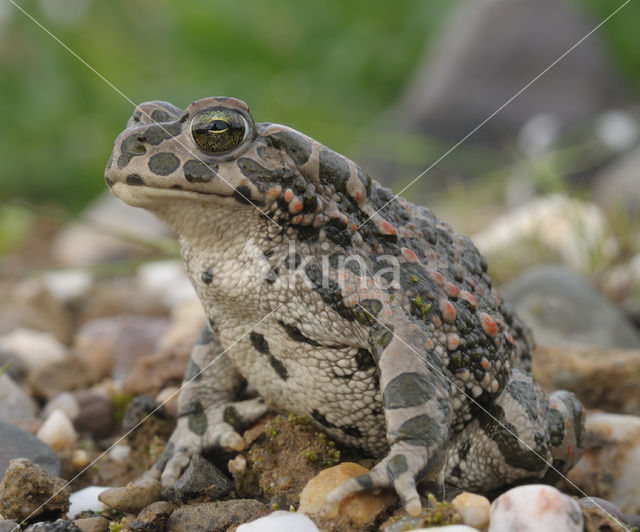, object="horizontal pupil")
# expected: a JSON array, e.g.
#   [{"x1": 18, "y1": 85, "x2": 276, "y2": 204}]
[{"x1": 207, "y1": 119, "x2": 230, "y2": 132}]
